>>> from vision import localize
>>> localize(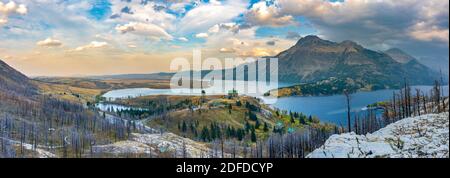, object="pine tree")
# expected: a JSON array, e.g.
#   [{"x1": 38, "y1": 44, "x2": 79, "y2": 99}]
[
  {"x1": 201, "y1": 126, "x2": 210, "y2": 142},
  {"x1": 251, "y1": 129, "x2": 257, "y2": 142},
  {"x1": 255, "y1": 119, "x2": 261, "y2": 129},
  {"x1": 182, "y1": 121, "x2": 187, "y2": 133},
  {"x1": 263, "y1": 122, "x2": 269, "y2": 132}
]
